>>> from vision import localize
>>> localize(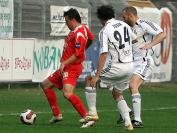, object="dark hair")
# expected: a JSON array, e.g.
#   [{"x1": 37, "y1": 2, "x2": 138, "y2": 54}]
[
  {"x1": 64, "y1": 8, "x2": 81, "y2": 23},
  {"x1": 97, "y1": 5, "x2": 115, "y2": 20},
  {"x1": 122, "y1": 6, "x2": 137, "y2": 16}
]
